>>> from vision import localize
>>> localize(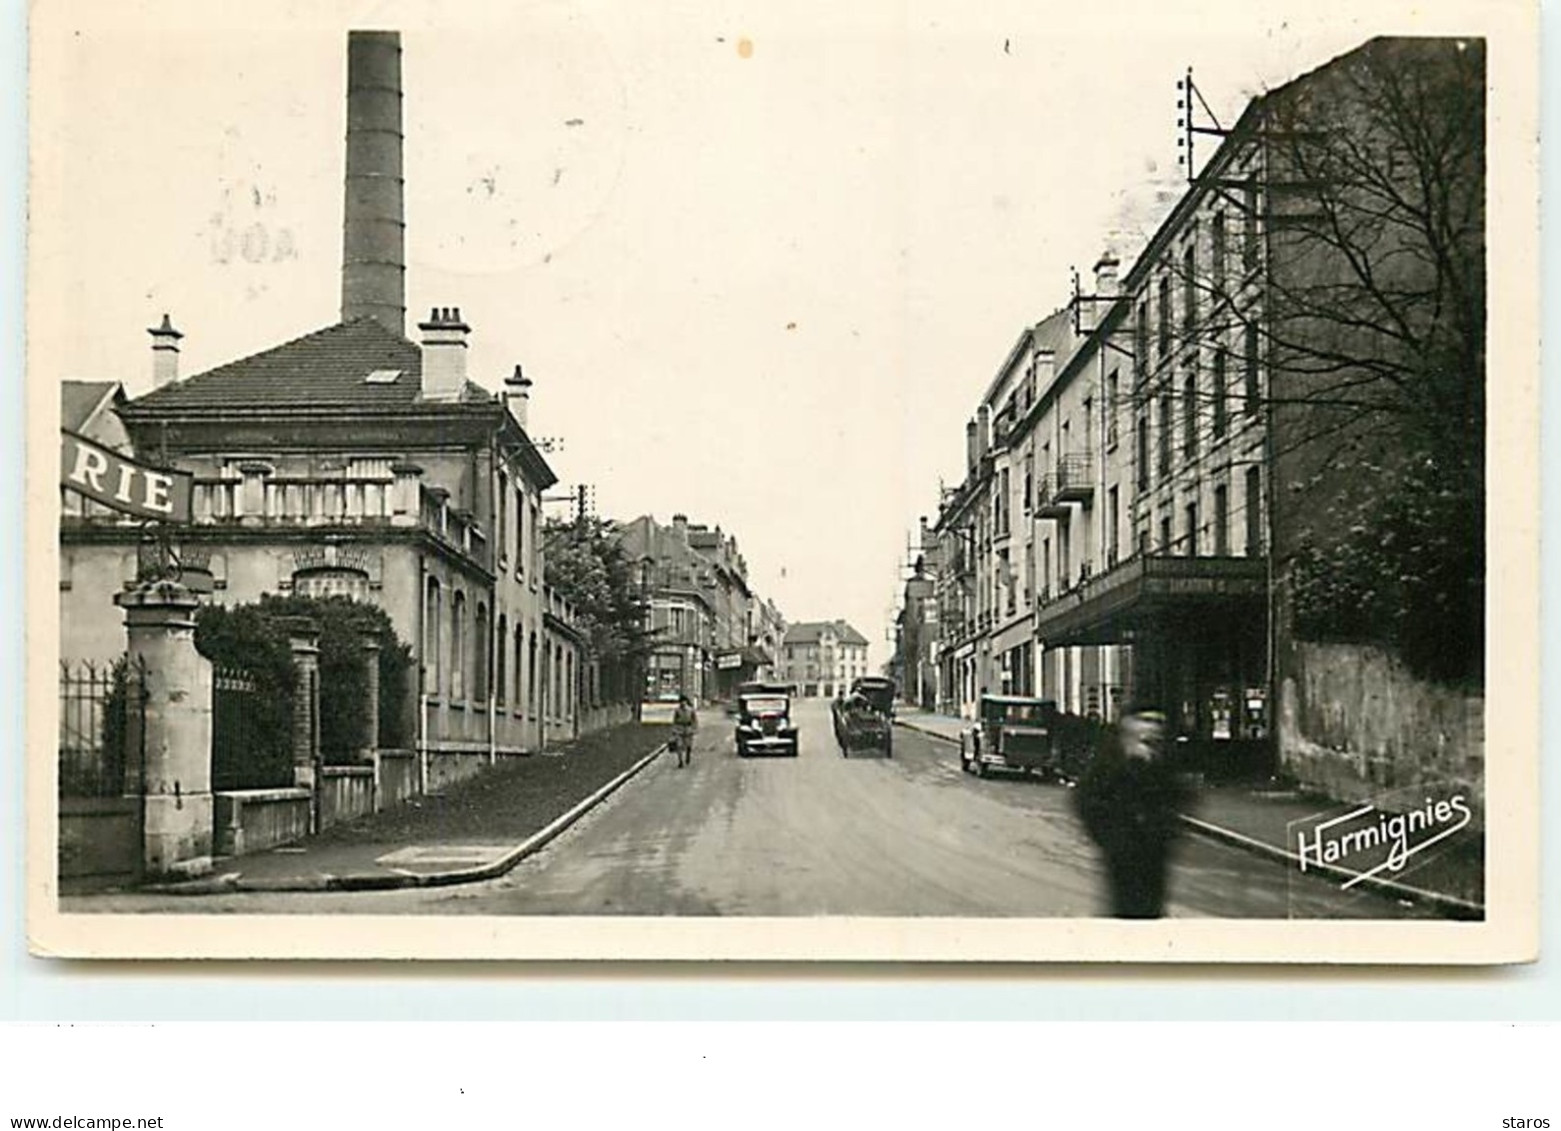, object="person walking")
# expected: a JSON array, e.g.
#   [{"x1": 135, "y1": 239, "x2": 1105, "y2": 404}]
[
  {"x1": 1072, "y1": 704, "x2": 1194, "y2": 918},
  {"x1": 671, "y1": 694, "x2": 698, "y2": 769}
]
